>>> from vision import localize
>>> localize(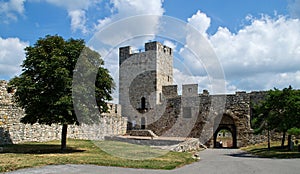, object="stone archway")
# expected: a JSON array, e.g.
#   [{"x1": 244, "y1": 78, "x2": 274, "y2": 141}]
[{"x1": 214, "y1": 114, "x2": 237, "y2": 148}]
